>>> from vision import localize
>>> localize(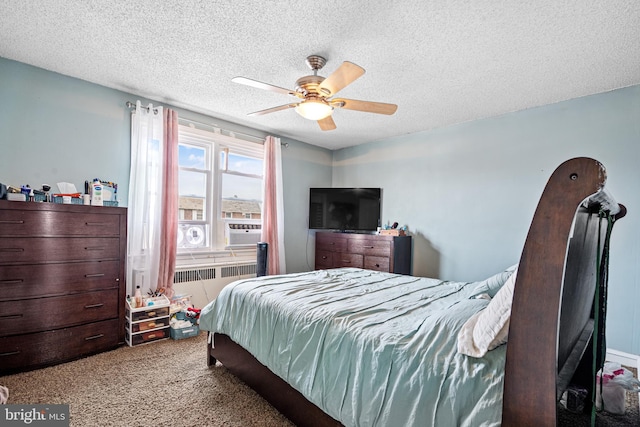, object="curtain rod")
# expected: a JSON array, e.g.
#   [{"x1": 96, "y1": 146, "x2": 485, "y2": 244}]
[
  {"x1": 125, "y1": 101, "x2": 288, "y2": 147},
  {"x1": 125, "y1": 101, "x2": 159, "y2": 114}
]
